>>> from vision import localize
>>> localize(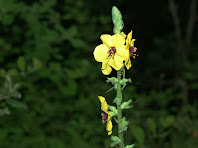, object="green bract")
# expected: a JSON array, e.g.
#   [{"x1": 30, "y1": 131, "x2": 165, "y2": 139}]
[
  {"x1": 111, "y1": 136, "x2": 121, "y2": 147},
  {"x1": 113, "y1": 97, "x2": 122, "y2": 105},
  {"x1": 107, "y1": 77, "x2": 118, "y2": 84},
  {"x1": 121, "y1": 117, "x2": 129, "y2": 132},
  {"x1": 108, "y1": 105, "x2": 118, "y2": 115},
  {"x1": 121, "y1": 99, "x2": 133, "y2": 110}
]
